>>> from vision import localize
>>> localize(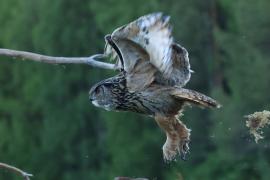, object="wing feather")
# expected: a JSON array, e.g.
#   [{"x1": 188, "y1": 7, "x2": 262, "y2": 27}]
[
  {"x1": 111, "y1": 12, "x2": 174, "y2": 77},
  {"x1": 112, "y1": 38, "x2": 157, "y2": 91},
  {"x1": 105, "y1": 13, "x2": 193, "y2": 88},
  {"x1": 170, "y1": 43, "x2": 192, "y2": 86},
  {"x1": 171, "y1": 88, "x2": 221, "y2": 108}
]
